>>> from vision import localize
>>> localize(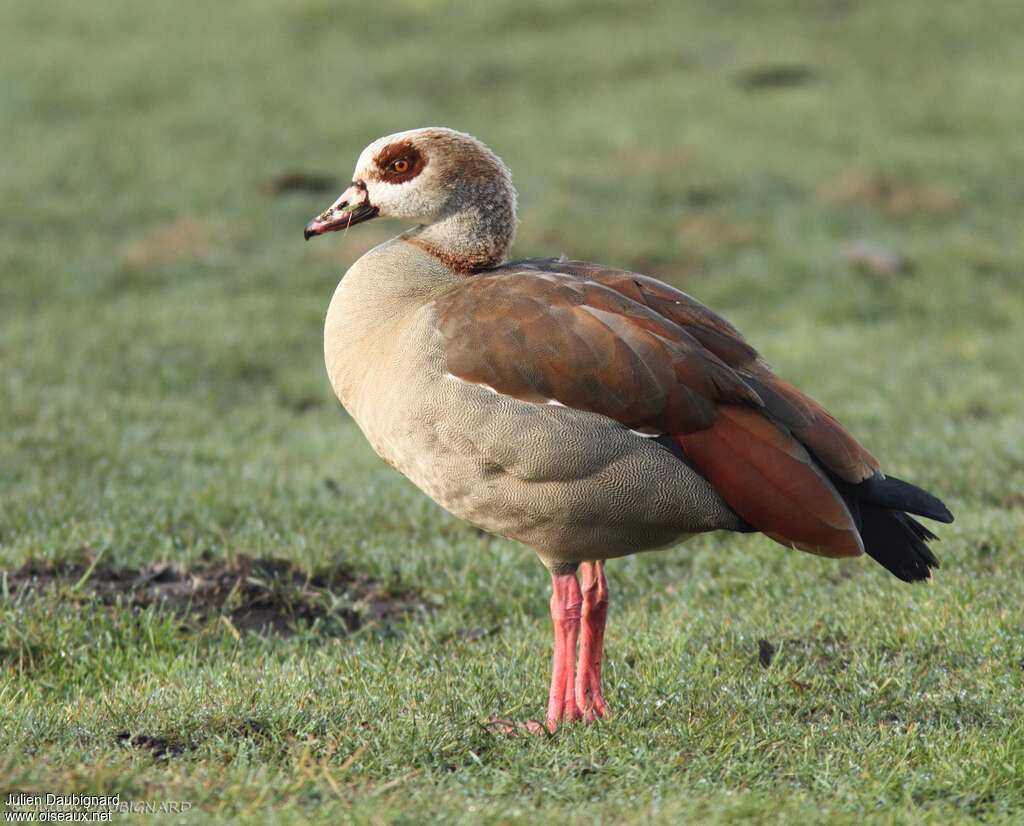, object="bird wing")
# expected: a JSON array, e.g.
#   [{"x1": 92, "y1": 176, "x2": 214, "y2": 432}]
[{"x1": 431, "y1": 258, "x2": 882, "y2": 558}]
